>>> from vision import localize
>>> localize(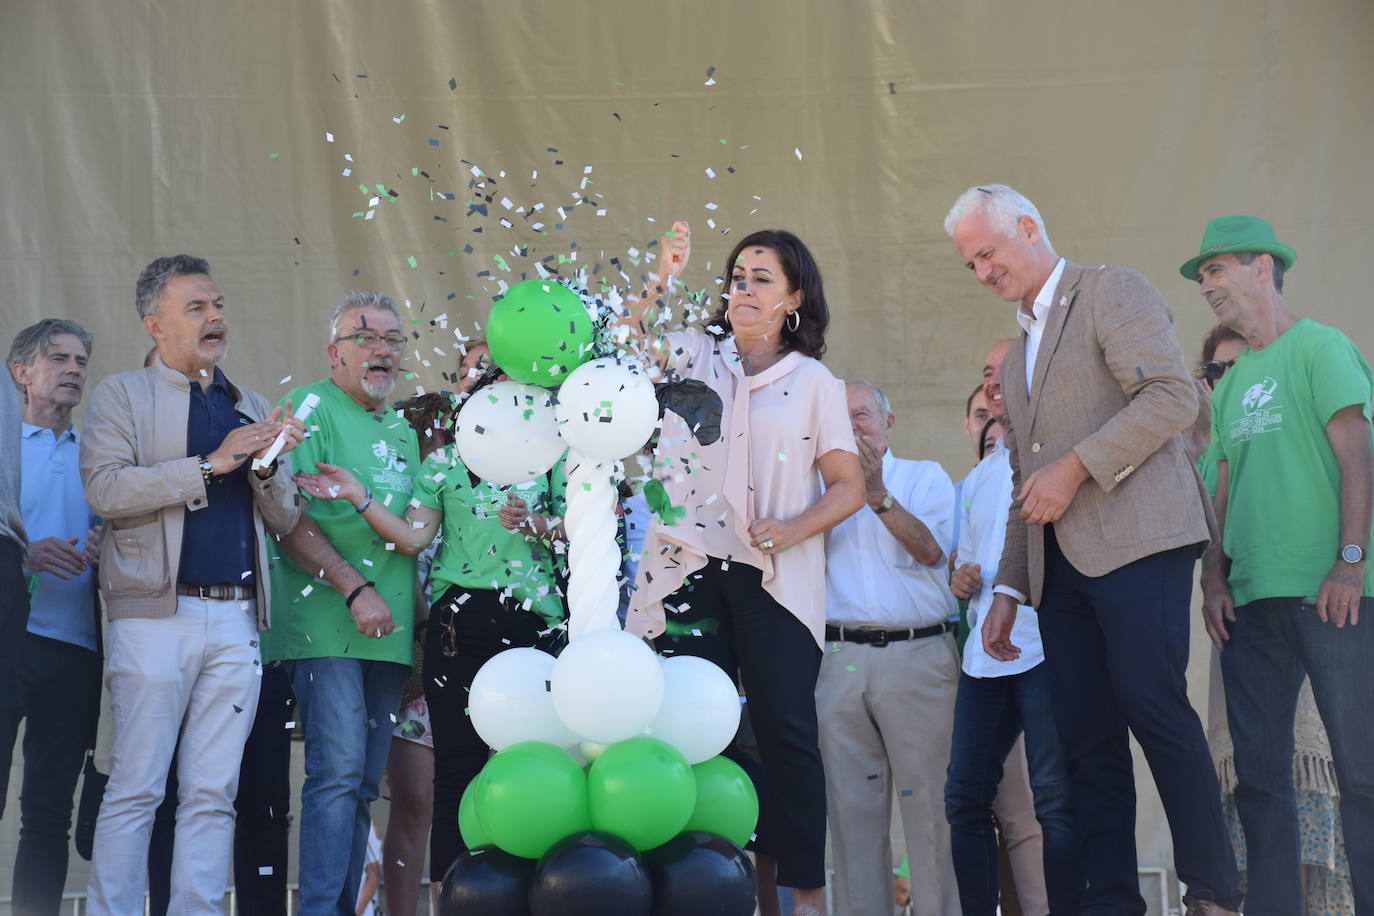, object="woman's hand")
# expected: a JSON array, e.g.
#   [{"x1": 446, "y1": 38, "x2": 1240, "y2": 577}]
[
  {"x1": 658, "y1": 220, "x2": 691, "y2": 289},
  {"x1": 497, "y1": 494, "x2": 534, "y2": 532},
  {"x1": 749, "y1": 518, "x2": 802, "y2": 555},
  {"x1": 294, "y1": 462, "x2": 367, "y2": 506}
]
